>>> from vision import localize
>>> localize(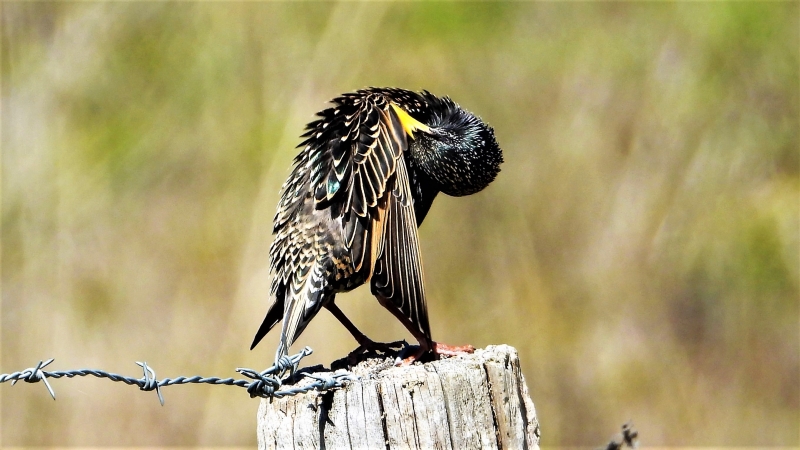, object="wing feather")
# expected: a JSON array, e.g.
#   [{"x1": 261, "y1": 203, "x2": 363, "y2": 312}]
[{"x1": 370, "y1": 156, "x2": 431, "y2": 339}]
